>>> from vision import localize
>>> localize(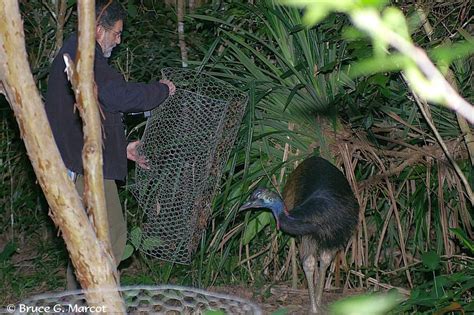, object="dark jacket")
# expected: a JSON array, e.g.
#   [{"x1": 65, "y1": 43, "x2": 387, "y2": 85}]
[{"x1": 45, "y1": 33, "x2": 169, "y2": 180}]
